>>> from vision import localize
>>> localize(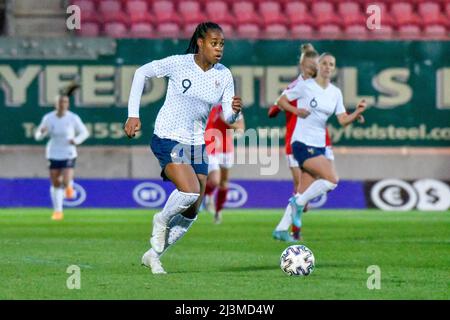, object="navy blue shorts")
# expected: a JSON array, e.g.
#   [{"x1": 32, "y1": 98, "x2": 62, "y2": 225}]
[
  {"x1": 150, "y1": 134, "x2": 209, "y2": 181},
  {"x1": 48, "y1": 158, "x2": 76, "y2": 170},
  {"x1": 291, "y1": 141, "x2": 326, "y2": 168}
]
